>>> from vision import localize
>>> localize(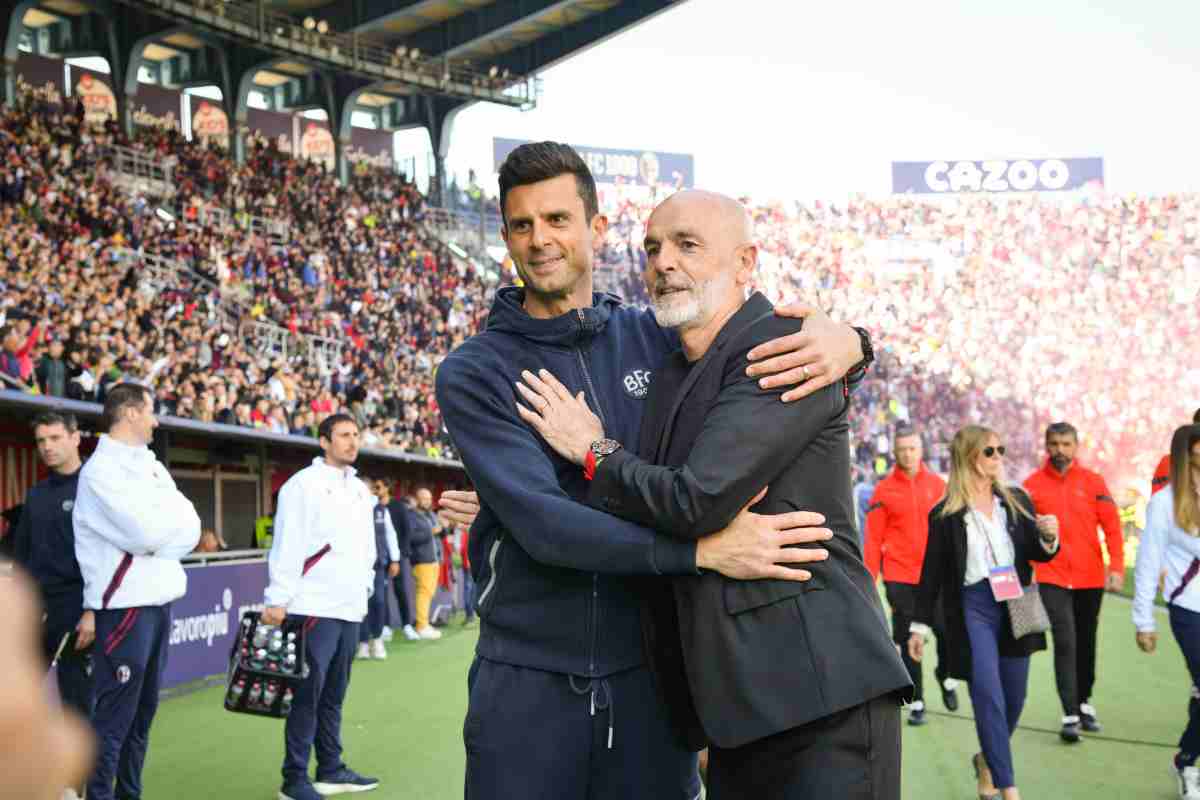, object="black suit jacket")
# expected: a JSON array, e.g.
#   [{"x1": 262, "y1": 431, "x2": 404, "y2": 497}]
[
  {"x1": 914, "y1": 489, "x2": 1058, "y2": 680},
  {"x1": 588, "y1": 293, "x2": 911, "y2": 750}
]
